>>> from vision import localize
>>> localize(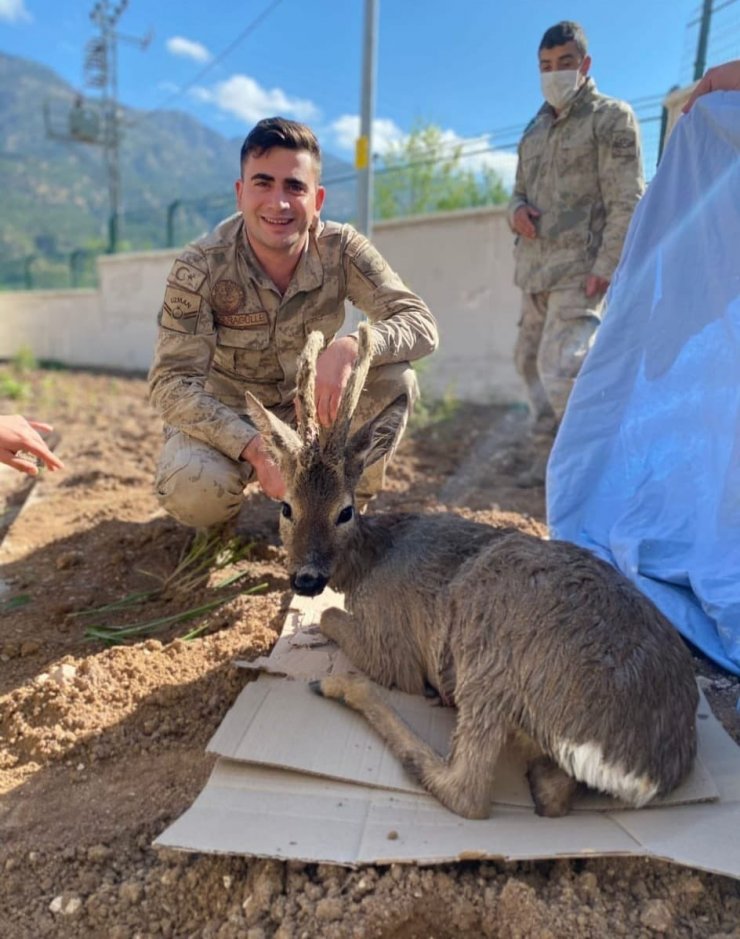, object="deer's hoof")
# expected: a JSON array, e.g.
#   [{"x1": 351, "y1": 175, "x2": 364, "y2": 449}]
[
  {"x1": 311, "y1": 675, "x2": 348, "y2": 704},
  {"x1": 527, "y1": 757, "x2": 578, "y2": 817}
]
